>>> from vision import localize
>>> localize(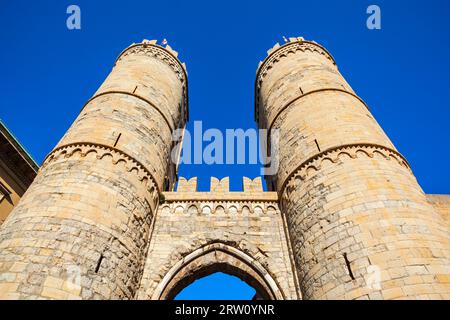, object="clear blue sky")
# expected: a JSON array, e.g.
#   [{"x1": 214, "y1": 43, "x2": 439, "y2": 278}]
[
  {"x1": 175, "y1": 272, "x2": 256, "y2": 300},
  {"x1": 1, "y1": 0, "x2": 449, "y2": 299}
]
